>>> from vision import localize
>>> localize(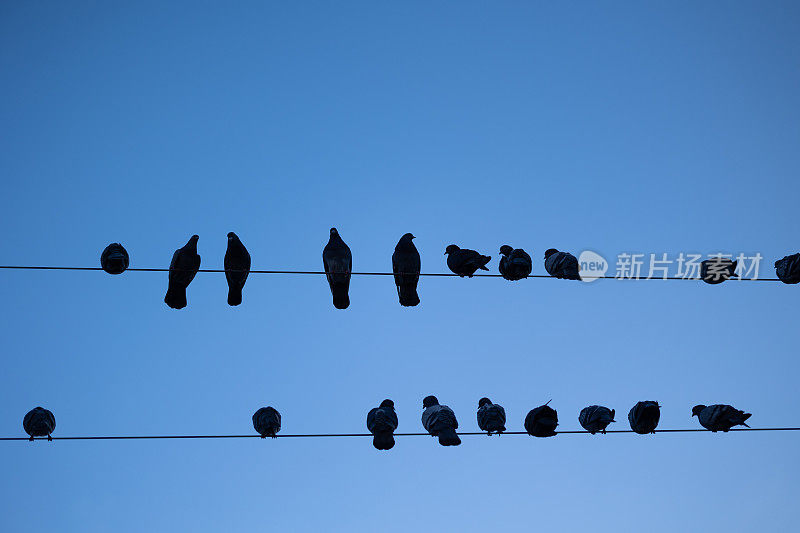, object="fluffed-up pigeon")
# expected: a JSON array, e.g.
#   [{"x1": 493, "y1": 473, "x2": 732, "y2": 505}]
[
  {"x1": 700, "y1": 257, "x2": 737, "y2": 284},
  {"x1": 692, "y1": 404, "x2": 751, "y2": 432},
  {"x1": 499, "y1": 245, "x2": 532, "y2": 281},
  {"x1": 477, "y1": 397, "x2": 506, "y2": 435},
  {"x1": 323, "y1": 228, "x2": 352, "y2": 309},
  {"x1": 392, "y1": 233, "x2": 420, "y2": 307},
  {"x1": 544, "y1": 249, "x2": 581, "y2": 280},
  {"x1": 164, "y1": 235, "x2": 201, "y2": 309},
  {"x1": 578, "y1": 405, "x2": 616, "y2": 434},
  {"x1": 367, "y1": 399, "x2": 399, "y2": 450},
  {"x1": 524, "y1": 402, "x2": 558, "y2": 437},
  {"x1": 23, "y1": 407, "x2": 55, "y2": 441},
  {"x1": 252, "y1": 406, "x2": 281, "y2": 438},
  {"x1": 628, "y1": 401, "x2": 660, "y2": 434},
  {"x1": 100, "y1": 243, "x2": 129, "y2": 274},
  {"x1": 775, "y1": 253, "x2": 800, "y2": 284},
  {"x1": 224, "y1": 232, "x2": 251, "y2": 306},
  {"x1": 421, "y1": 395, "x2": 461, "y2": 446},
  {"x1": 445, "y1": 245, "x2": 491, "y2": 277}
]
